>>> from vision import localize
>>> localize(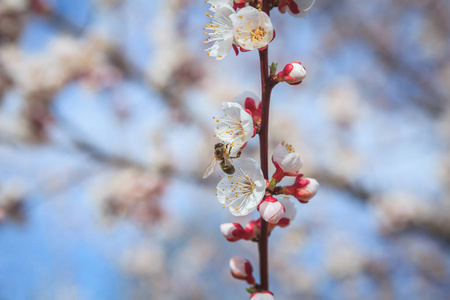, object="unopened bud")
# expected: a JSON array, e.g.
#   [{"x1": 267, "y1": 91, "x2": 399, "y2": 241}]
[
  {"x1": 220, "y1": 222, "x2": 251, "y2": 242},
  {"x1": 250, "y1": 291, "x2": 275, "y2": 300},
  {"x1": 276, "y1": 176, "x2": 319, "y2": 203},
  {"x1": 229, "y1": 256, "x2": 255, "y2": 284},
  {"x1": 270, "y1": 141, "x2": 303, "y2": 188},
  {"x1": 272, "y1": 141, "x2": 303, "y2": 174},
  {"x1": 276, "y1": 62, "x2": 306, "y2": 85},
  {"x1": 294, "y1": 177, "x2": 319, "y2": 203},
  {"x1": 258, "y1": 196, "x2": 285, "y2": 224}
]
